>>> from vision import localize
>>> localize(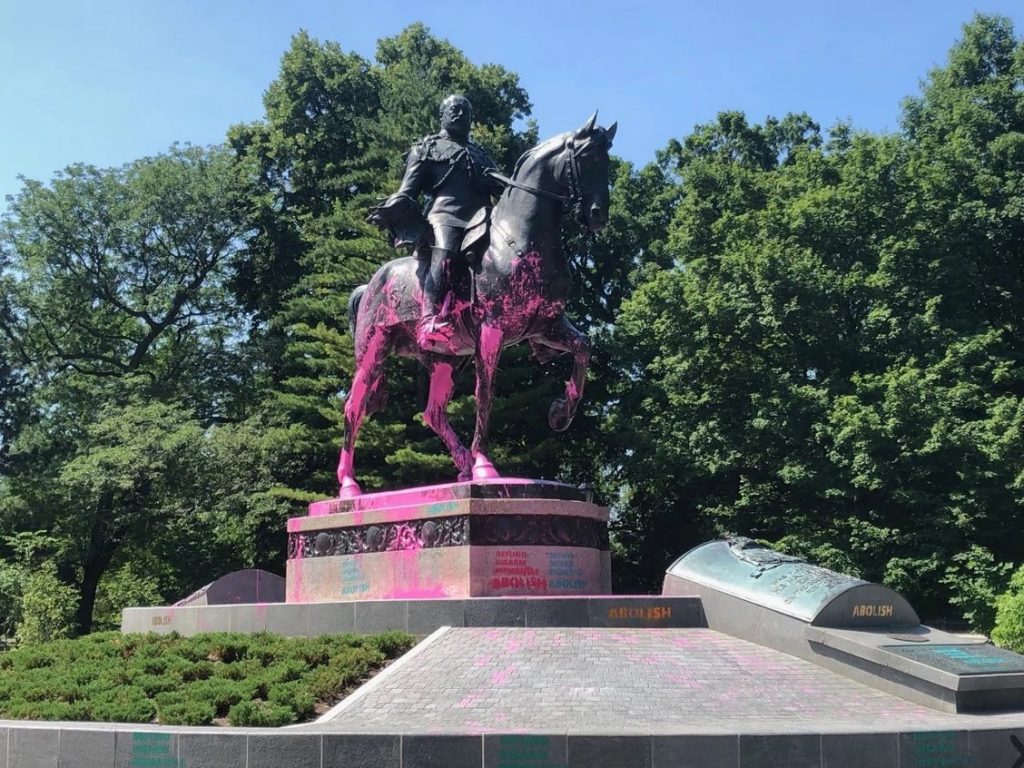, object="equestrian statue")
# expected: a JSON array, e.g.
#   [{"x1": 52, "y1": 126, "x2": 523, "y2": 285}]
[{"x1": 340, "y1": 95, "x2": 616, "y2": 497}]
